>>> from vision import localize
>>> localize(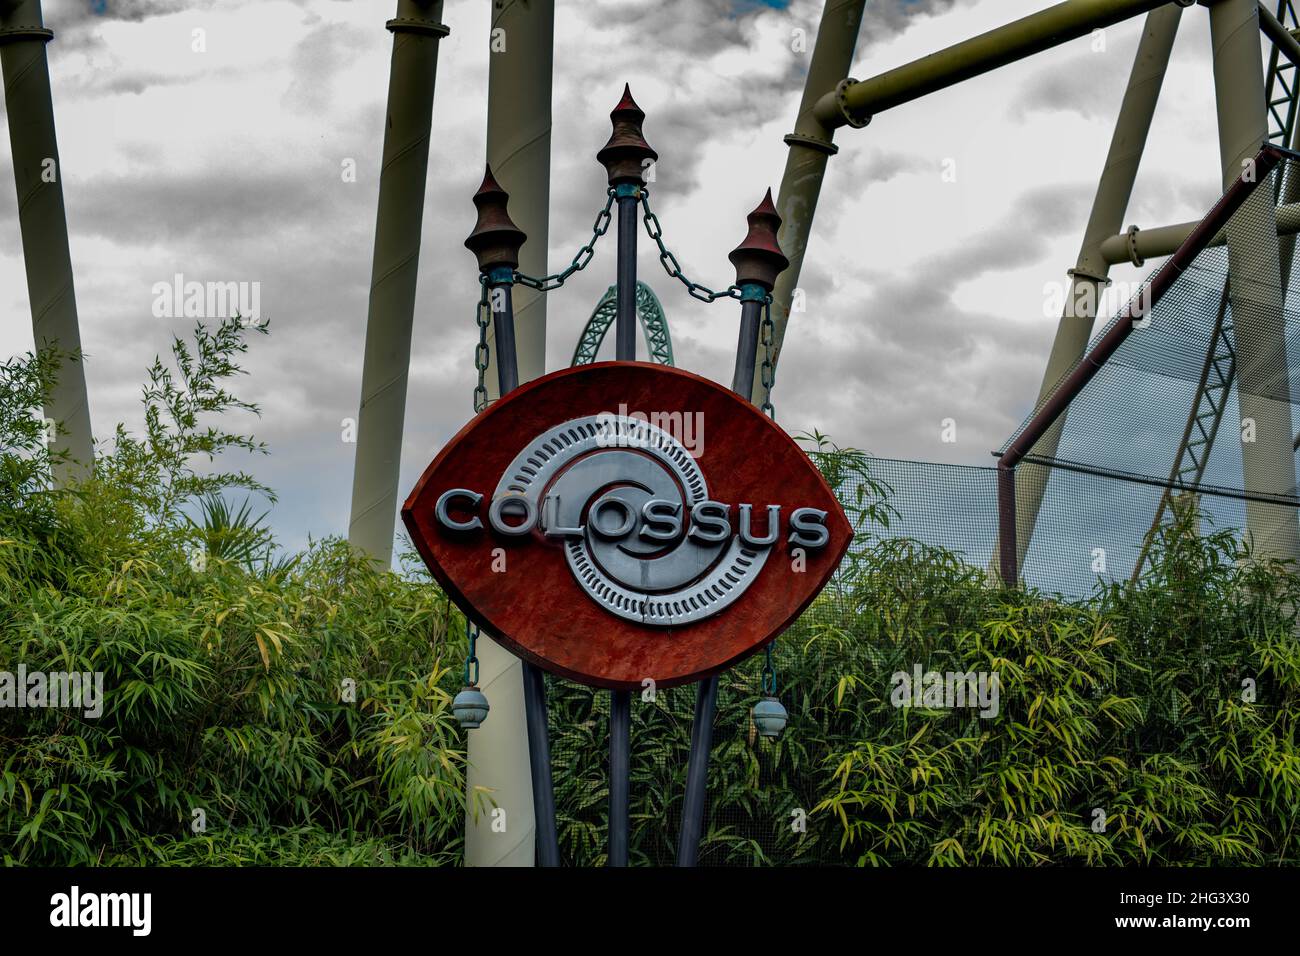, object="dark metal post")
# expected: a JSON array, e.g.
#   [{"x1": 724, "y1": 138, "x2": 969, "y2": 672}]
[
  {"x1": 597, "y1": 85, "x2": 657, "y2": 866},
  {"x1": 615, "y1": 189, "x2": 639, "y2": 359},
  {"x1": 731, "y1": 300, "x2": 761, "y2": 396},
  {"x1": 676, "y1": 674, "x2": 719, "y2": 867},
  {"x1": 465, "y1": 165, "x2": 560, "y2": 867},
  {"x1": 997, "y1": 463, "x2": 1018, "y2": 587},
  {"x1": 487, "y1": 271, "x2": 518, "y2": 395},
  {"x1": 598, "y1": 84, "x2": 657, "y2": 366},
  {"x1": 677, "y1": 189, "x2": 789, "y2": 868},
  {"x1": 522, "y1": 662, "x2": 560, "y2": 867},
  {"x1": 608, "y1": 690, "x2": 631, "y2": 866}
]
